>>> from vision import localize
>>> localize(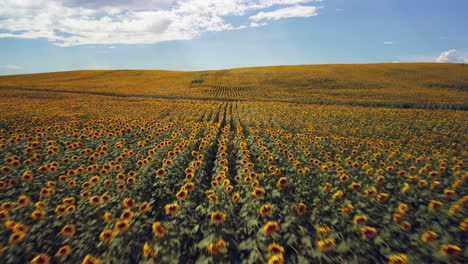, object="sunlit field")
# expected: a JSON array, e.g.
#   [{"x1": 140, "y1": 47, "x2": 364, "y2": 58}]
[{"x1": 0, "y1": 64, "x2": 467, "y2": 264}]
